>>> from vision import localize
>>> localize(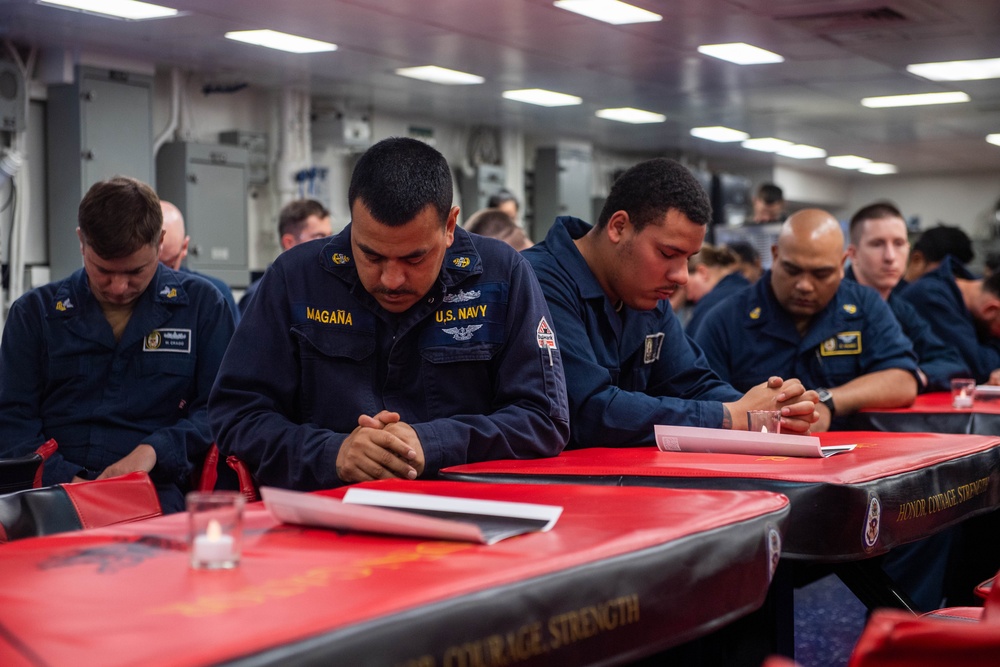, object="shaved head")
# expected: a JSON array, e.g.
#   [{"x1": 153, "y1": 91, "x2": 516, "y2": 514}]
[
  {"x1": 159, "y1": 200, "x2": 189, "y2": 270},
  {"x1": 776, "y1": 209, "x2": 844, "y2": 257},
  {"x1": 771, "y1": 208, "x2": 847, "y2": 329}
]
